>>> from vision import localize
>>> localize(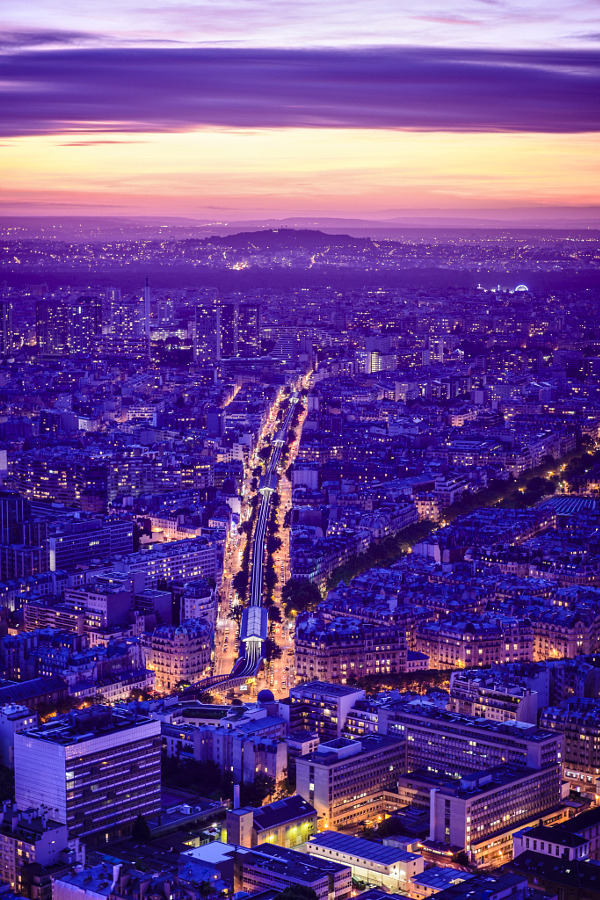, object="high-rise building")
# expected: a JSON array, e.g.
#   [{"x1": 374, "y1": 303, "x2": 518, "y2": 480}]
[
  {"x1": 194, "y1": 301, "x2": 220, "y2": 363},
  {"x1": 0, "y1": 300, "x2": 13, "y2": 356},
  {"x1": 14, "y1": 706, "x2": 161, "y2": 842},
  {"x1": 36, "y1": 297, "x2": 101, "y2": 357},
  {"x1": 237, "y1": 302, "x2": 261, "y2": 357},
  {"x1": 217, "y1": 300, "x2": 262, "y2": 358},
  {"x1": 219, "y1": 300, "x2": 237, "y2": 358}
]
